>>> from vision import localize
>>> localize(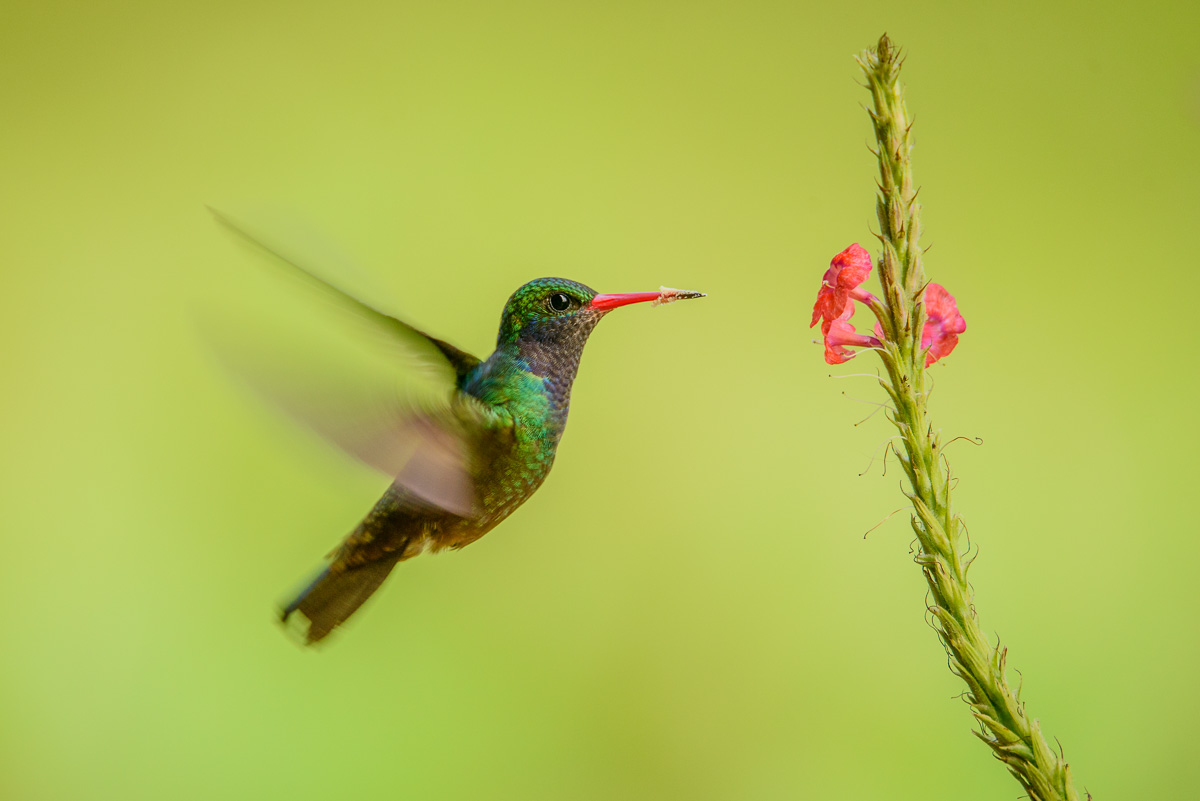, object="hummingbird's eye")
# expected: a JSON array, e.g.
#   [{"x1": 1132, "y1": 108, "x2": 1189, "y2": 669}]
[{"x1": 547, "y1": 292, "x2": 573, "y2": 312}]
